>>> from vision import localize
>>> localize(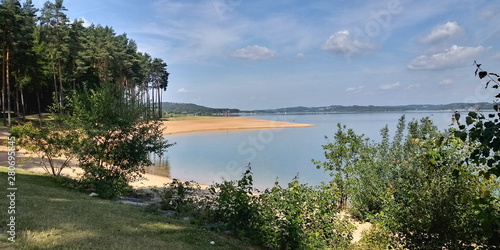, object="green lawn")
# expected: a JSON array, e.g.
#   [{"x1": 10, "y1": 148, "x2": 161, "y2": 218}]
[{"x1": 0, "y1": 167, "x2": 260, "y2": 250}]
